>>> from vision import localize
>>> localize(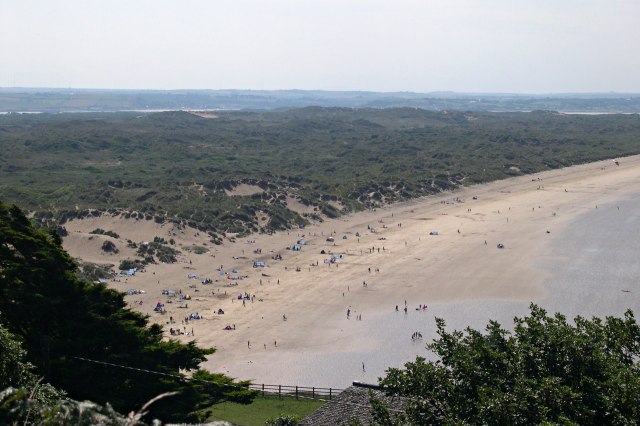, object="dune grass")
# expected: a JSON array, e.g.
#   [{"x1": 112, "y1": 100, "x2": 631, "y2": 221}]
[{"x1": 4, "y1": 109, "x2": 640, "y2": 236}]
